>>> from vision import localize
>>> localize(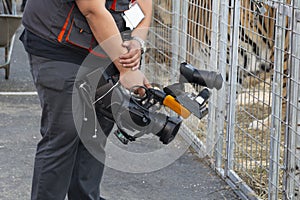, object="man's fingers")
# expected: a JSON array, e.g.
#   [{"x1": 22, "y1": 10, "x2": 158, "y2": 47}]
[
  {"x1": 137, "y1": 87, "x2": 146, "y2": 96},
  {"x1": 122, "y1": 41, "x2": 130, "y2": 48},
  {"x1": 121, "y1": 59, "x2": 140, "y2": 68},
  {"x1": 131, "y1": 65, "x2": 140, "y2": 71},
  {"x1": 120, "y1": 54, "x2": 140, "y2": 68},
  {"x1": 119, "y1": 48, "x2": 140, "y2": 60},
  {"x1": 120, "y1": 52, "x2": 139, "y2": 63},
  {"x1": 143, "y1": 77, "x2": 152, "y2": 88}
]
